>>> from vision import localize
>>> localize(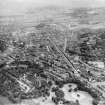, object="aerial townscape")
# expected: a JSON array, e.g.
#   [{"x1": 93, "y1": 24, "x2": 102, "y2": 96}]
[{"x1": 1, "y1": 2, "x2": 105, "y2": 105}]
